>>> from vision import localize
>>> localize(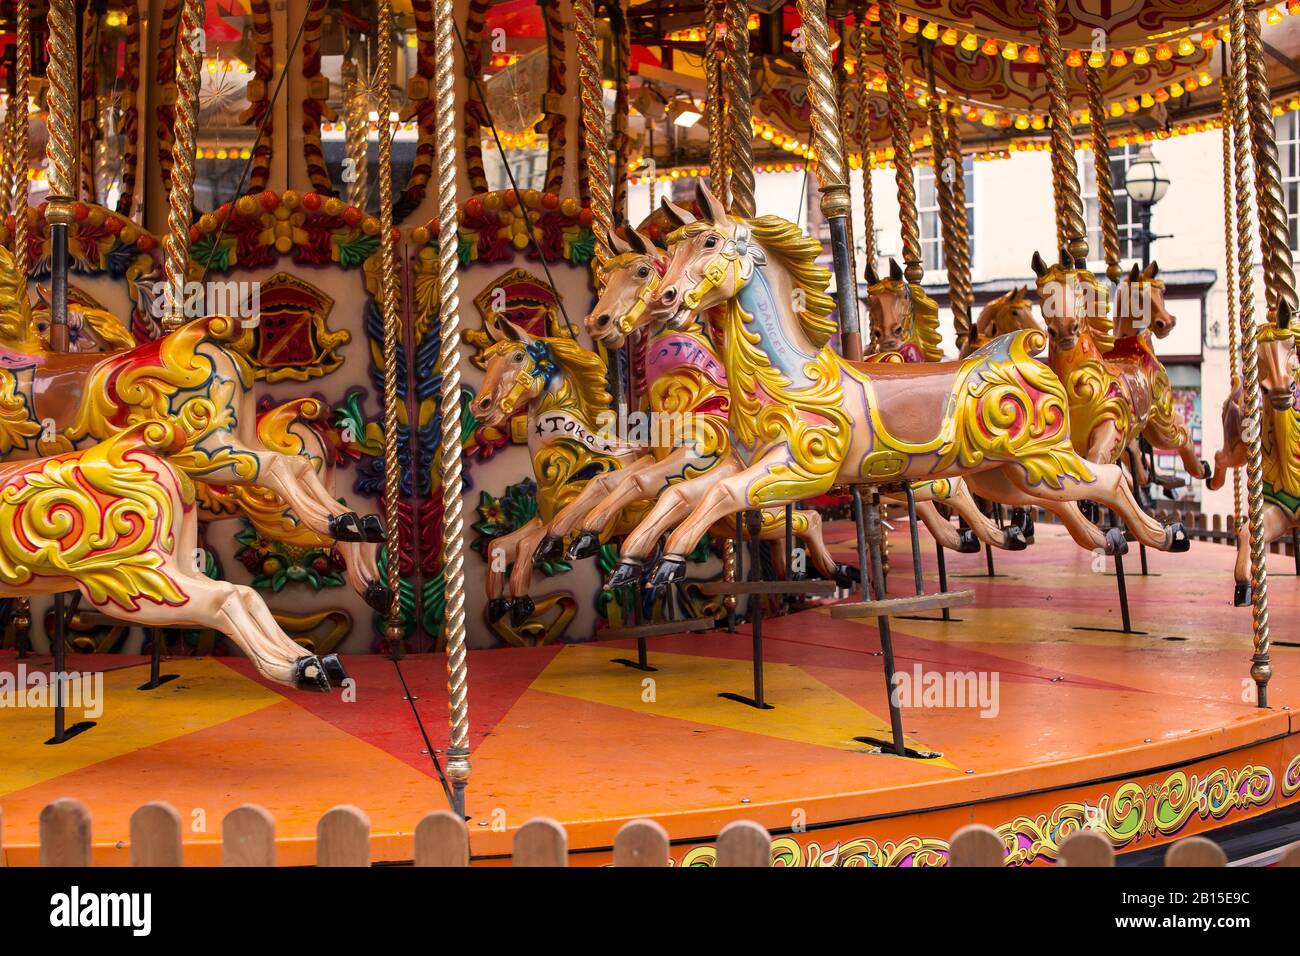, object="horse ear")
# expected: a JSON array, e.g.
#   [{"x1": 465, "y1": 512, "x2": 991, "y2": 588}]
[
  {"x1": 660, "y1": 196, "x2": 696, "y2": 228},
  {"x1": 1147, "y1": 261, "x2": 1159, "y2": 279},
  {"x1": 696, "y1": 179, "x2": 729, "y2": 225},
  {"x1": 1031, "y1": 251, "x2": 1048, "y2": 277},
  {"x1": 496, "y1": 318, "x2": 530, "y2": 343},
  {"x1": 1278, "y1": 298, "x2": 1293, "y2": 330},
  {"x1": 1128, "y1": 262, "x2": 1141, "y2": 283},
  {"x1": 608, "y1": 228, "x2": 633, "y2": 255},
  {"x1": 864, "y1": 260, "x2": 880, "y2": 285},
  {"x1": 628, "y1": 229, "x2": 656, "y2": 256},
  {"x1": 888, "y1": 258, "x2": 904, "y2": 282}
]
